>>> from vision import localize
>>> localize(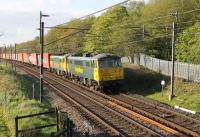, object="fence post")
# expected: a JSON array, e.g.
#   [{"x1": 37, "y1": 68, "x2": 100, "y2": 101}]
[
  {"x1": 15, "y1": 116, "x2": 18, "y2": 137},
  {"x1": 67, "y1": 117, "x2": 70, "y2": 137},
  {"x1": 55, "y1": 107, "x2": 59, "y2": 132},
  {"x1": 151, "y1": 57, "x2": 153, "y2": 70},
  {"x1": 187, "y1": 63, "x2": 190, "y2": 81},
  {"x1": 168, "y1": 61, "x2": 169, "y2": 75},
  {"x1": 69, "y1": 121, "x2": 73, "y2": 137},
  {"x1": 63, "y1": 120, "x2": 67, "y2": 136}
]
